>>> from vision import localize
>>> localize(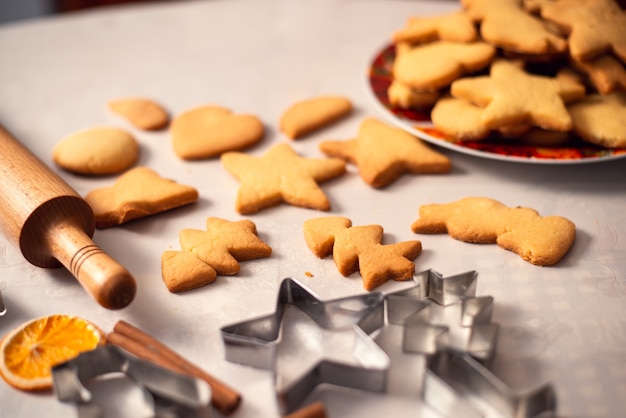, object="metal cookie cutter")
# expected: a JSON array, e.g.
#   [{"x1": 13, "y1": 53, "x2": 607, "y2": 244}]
[
  {"x1": 387, "y1": 269, "x2": 499, "y2": 363},
  {"x1": 220, "y1": 278, "x2": 389, "y2": 414},
  {"x1": 424, "y1": 348, "x2": 557, "y2": 418},
  {"x1": 52, "y1": 345, "x2": 213, "y2": 418},
  {"x1": 0, "y1": 290, "x2": 6, "y2": 316},
  {"x1": 387, "y1": 270, "x2": 555, "y2": 417}
]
